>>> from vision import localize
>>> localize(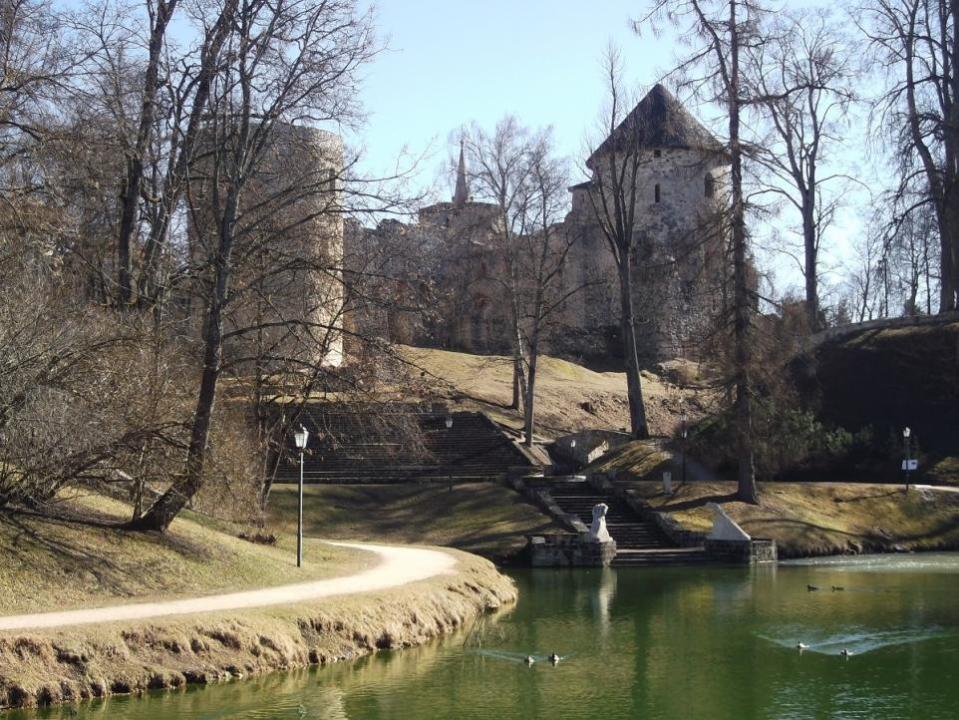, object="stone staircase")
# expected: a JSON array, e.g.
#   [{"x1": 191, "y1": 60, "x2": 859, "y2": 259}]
[
  {"x1": 545, "y1": 478, "x2": 710, "y2": 567},
  {"x1": 274, "y1": 407, "x2": 535, "y2": 484}
]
